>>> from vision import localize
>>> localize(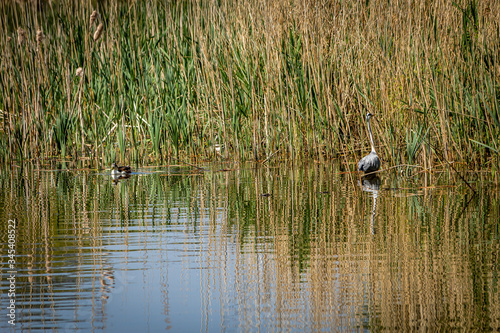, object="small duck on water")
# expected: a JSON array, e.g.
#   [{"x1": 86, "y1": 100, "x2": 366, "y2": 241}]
[
  {"x1": 111, "y1": 173, "x2": 131, "y2": 185},
  {"x1": 111, "y1": 163, "x2": 132, "y2": 175}
]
